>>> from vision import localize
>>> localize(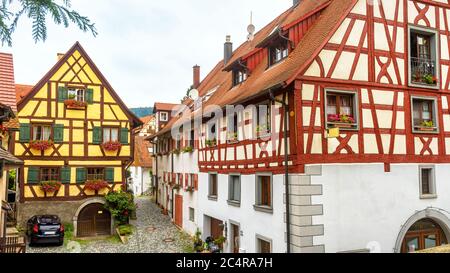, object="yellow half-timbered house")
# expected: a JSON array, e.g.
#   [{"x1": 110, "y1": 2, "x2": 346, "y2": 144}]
[{"x1": 13, "y1": 42, "x2": 141, "y2": 237}]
